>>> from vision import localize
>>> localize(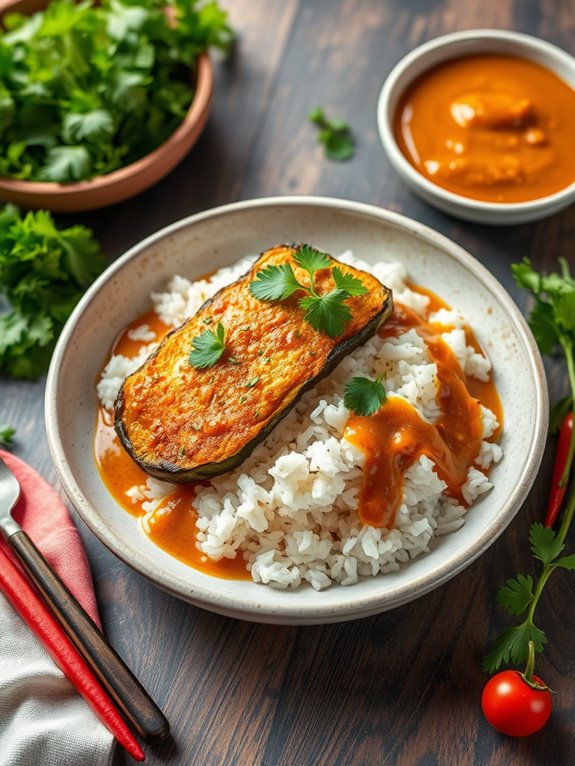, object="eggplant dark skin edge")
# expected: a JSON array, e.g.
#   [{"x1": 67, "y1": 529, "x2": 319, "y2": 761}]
[{"x1": 114, "y1": 245, "x2": 394, "y2": 483}]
